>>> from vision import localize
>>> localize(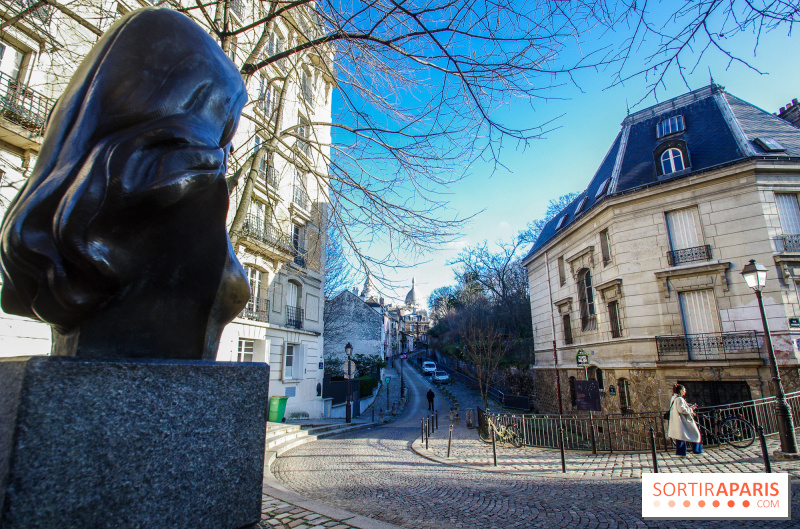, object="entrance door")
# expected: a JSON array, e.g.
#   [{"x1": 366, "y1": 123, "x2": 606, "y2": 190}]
[{"x1": 678, "y1": 381, "x2": 752, "y2": 408}]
